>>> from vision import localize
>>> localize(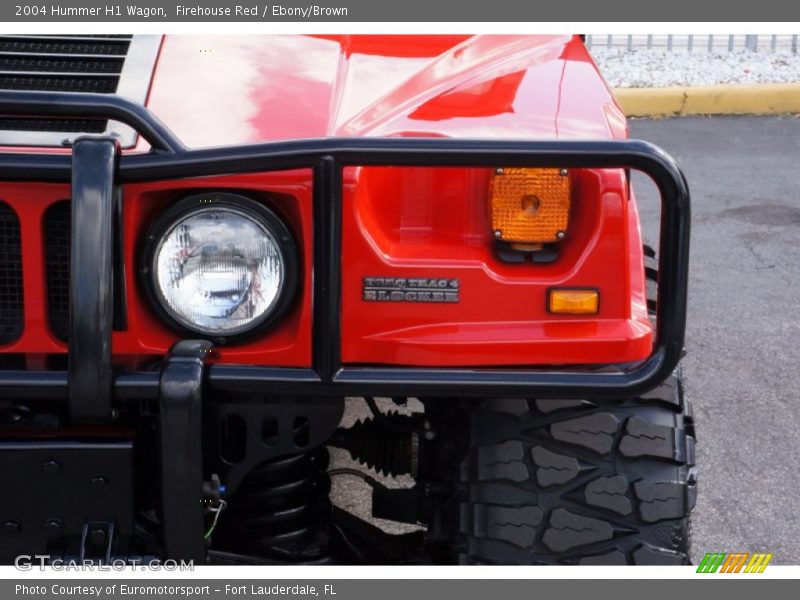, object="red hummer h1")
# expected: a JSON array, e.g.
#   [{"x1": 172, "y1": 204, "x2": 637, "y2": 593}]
[{"x1": 0, "y1": 34, "x2": 693, "y2": 565}]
